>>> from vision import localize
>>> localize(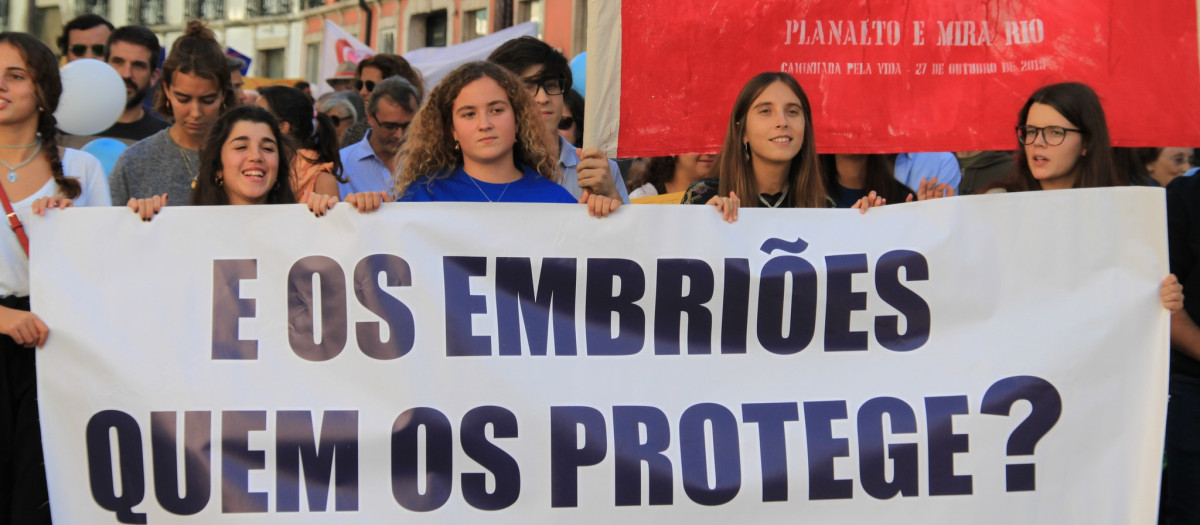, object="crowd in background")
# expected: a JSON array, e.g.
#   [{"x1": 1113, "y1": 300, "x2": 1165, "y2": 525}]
[{"x1": 0, "y1": 11, "x2": 1196, "y2": 525}]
